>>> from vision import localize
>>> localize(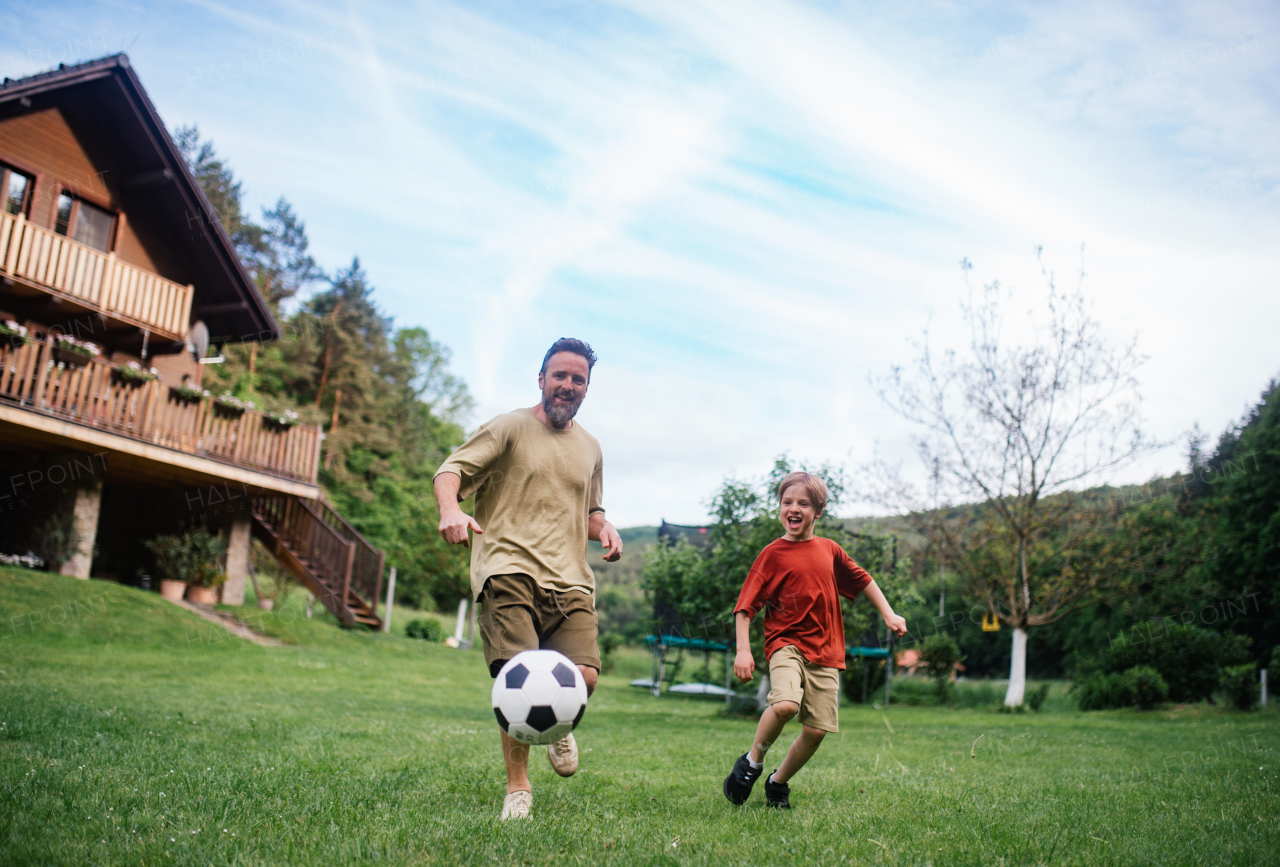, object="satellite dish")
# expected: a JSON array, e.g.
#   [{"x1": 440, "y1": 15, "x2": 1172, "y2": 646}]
[{"x1": 187, "y1": 320, "x2": 209, "y2": 361}]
